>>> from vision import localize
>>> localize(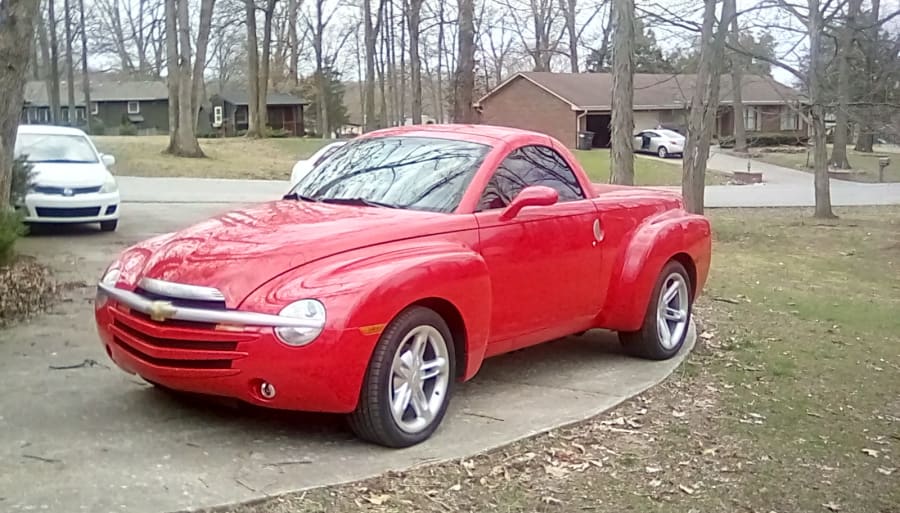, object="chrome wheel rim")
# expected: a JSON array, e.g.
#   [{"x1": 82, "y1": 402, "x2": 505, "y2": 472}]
[
  {"x1": 389, "y1": 325, "x2": 450, "y2": 434},
  {"x1": 656, "y1": 273, "x2": 689, "y2": 350}
]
